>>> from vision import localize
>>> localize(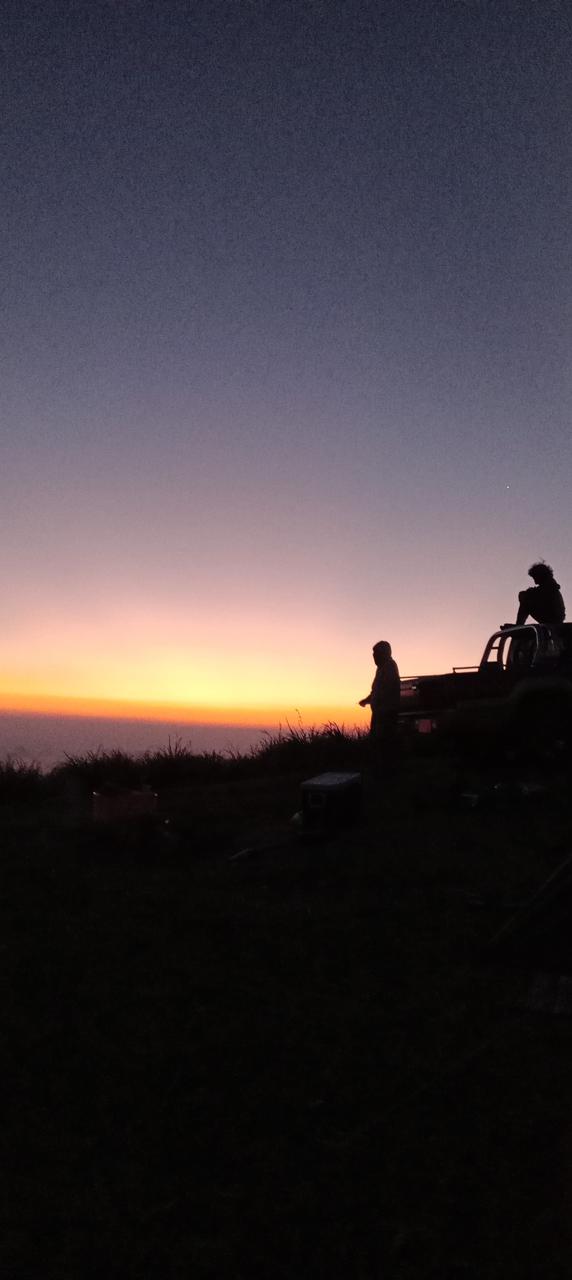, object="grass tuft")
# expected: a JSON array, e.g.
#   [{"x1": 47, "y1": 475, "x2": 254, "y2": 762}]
[
  {"x1": 0, "y1": 757, "x2": 45, "y2": 804},
  {"x1": 0, "y1": 723, "x2": 370, "y2": 805}
]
